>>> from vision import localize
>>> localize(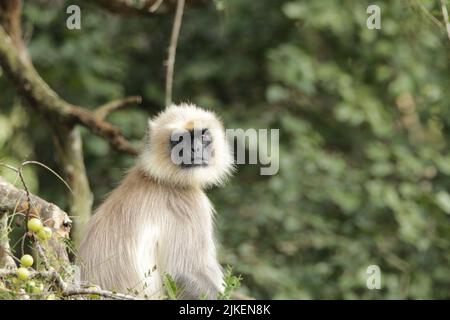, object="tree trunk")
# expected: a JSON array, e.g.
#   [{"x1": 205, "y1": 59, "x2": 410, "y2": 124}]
[
  {"x1": 0, "y1": 211, "x2": 15, "y2": 269},
  {"x1": 52, "y1": 124, "x2": 93, "y2": 247},
  {"x1": 0, "y1": 176, "x2": 72, "y2": 265}
]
